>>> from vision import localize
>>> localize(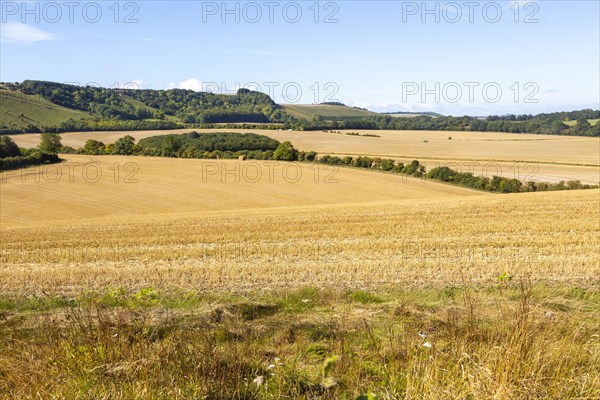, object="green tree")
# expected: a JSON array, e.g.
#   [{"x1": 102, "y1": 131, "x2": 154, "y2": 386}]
[
  {"x1": 0, "y1": 136, "x2": 21, "y2": 158},
  {"x1": 113, "y1": 135, "x2": 135, "y2": 155},
  {"x1": 550, "y1": 120, "x2": 567, "y2": 134},
  {"x1": 427, "y1": 166, "x2": 456, "y2": 182},
  {"x1": 39, "y1": 133, "x2": 62, "y2": 154},
  {"x1": 577, "y1": 119, "x2": 591, "y2": 129},
  {"x1": 83, "y1": 139, "x2": 106, "y2": 155},
  {"x1": 273, "y1": 141, "x2": 298, "y2": 161},
  {"x1": 353, "y1": 157, "x2": 372, "y2": 168},
  {"x1": 163, "y1": 135, "x2": 182, "y2": 157}
]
